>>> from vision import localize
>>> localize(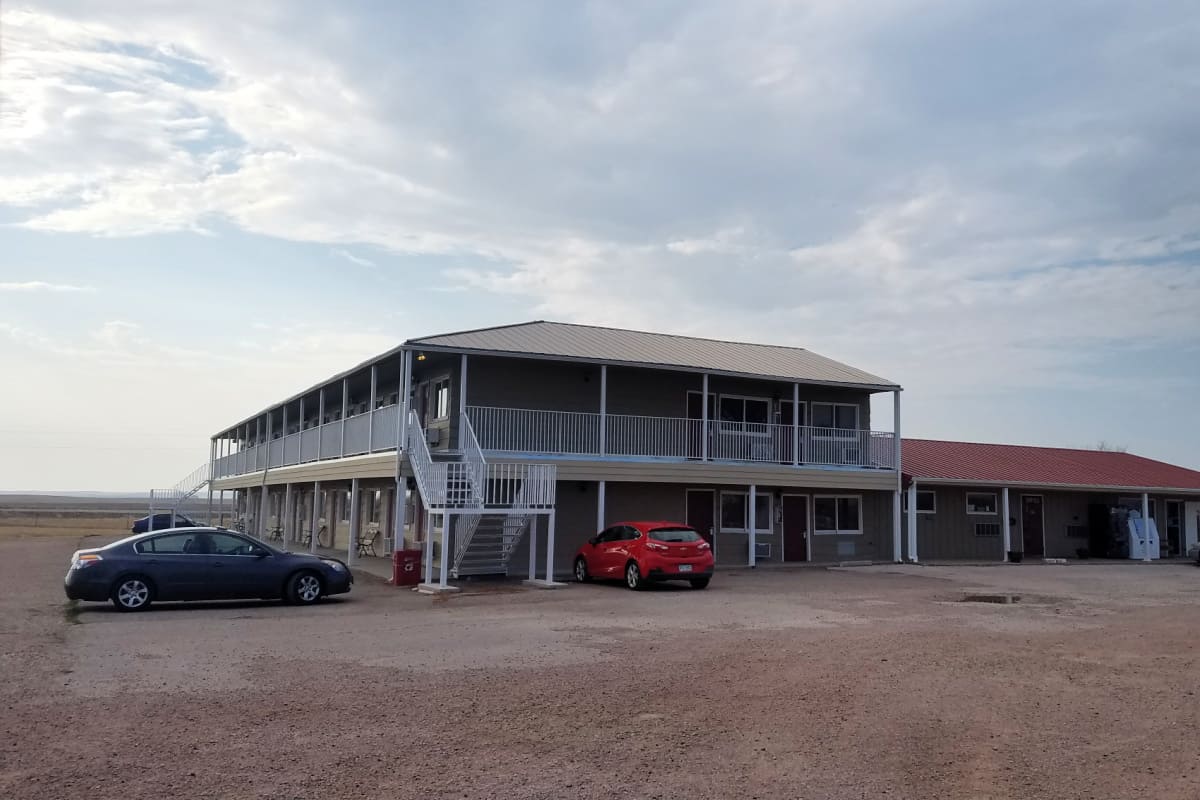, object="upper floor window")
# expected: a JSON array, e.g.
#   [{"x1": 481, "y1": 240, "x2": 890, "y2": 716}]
[
  {"x1": 811, "y1": 402, "x2": 859, "y2": 436},
  {"x1": 433, "y1": 378, "x2": 451, "y2": 420},
  {"x1": 778, "y1": 400, "x2": 807, "y2": 427},
  {"x1": 719, "y1": 395, "x2": 770, "y2": 433}
]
